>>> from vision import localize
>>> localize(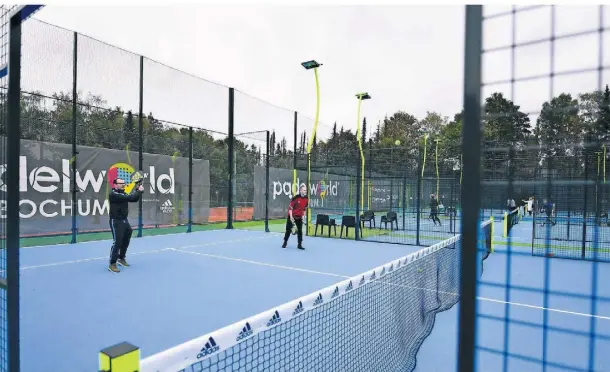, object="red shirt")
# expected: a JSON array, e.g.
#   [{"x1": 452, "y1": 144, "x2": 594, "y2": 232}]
[{"x1": 288, "y1": 195, "x2": 308, "y2": 218}]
